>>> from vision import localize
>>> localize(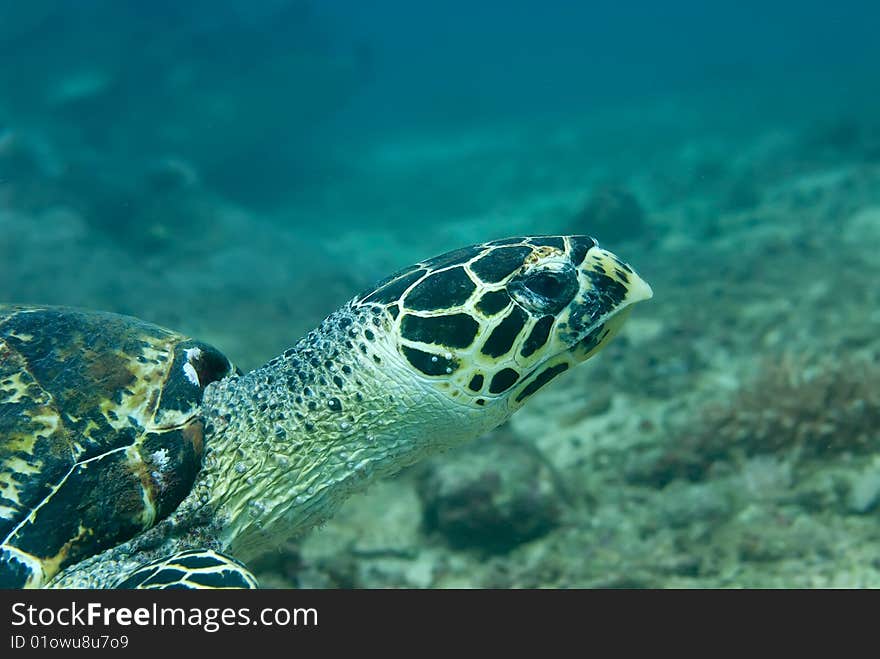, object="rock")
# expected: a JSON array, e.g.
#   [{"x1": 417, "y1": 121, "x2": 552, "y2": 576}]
[{"x1": 417, "y1": 427, "x2": 564, "y2": 553}]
